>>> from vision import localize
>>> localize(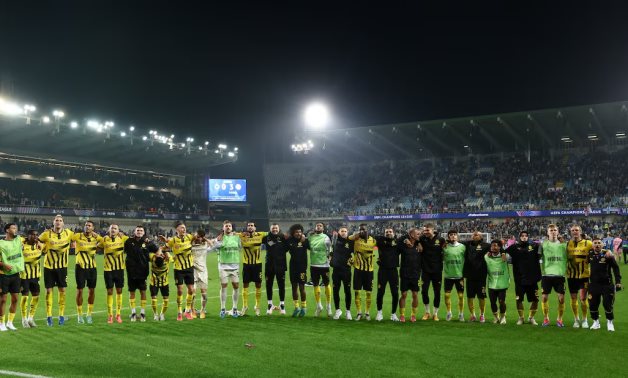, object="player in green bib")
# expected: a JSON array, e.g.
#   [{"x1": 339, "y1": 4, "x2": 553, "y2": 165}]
[
  {"x1": 209, "y1": 220, "x2": 243, "y2": 319},
  {"x1": 443, "y1": 230, "x2": 466, "y2": 321},
  {"x1": 0, "y1": 223, "x2": 25, "y2": 331},
  {"x1": 308, "y1": 223, "x2": 332, "y2": 317},
  {"x1": 485, "y1": 240, "x2": 510, "y2": 324},
  {"x1": 539, "y1": 224, "x2": 567, "y2": 327}
]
